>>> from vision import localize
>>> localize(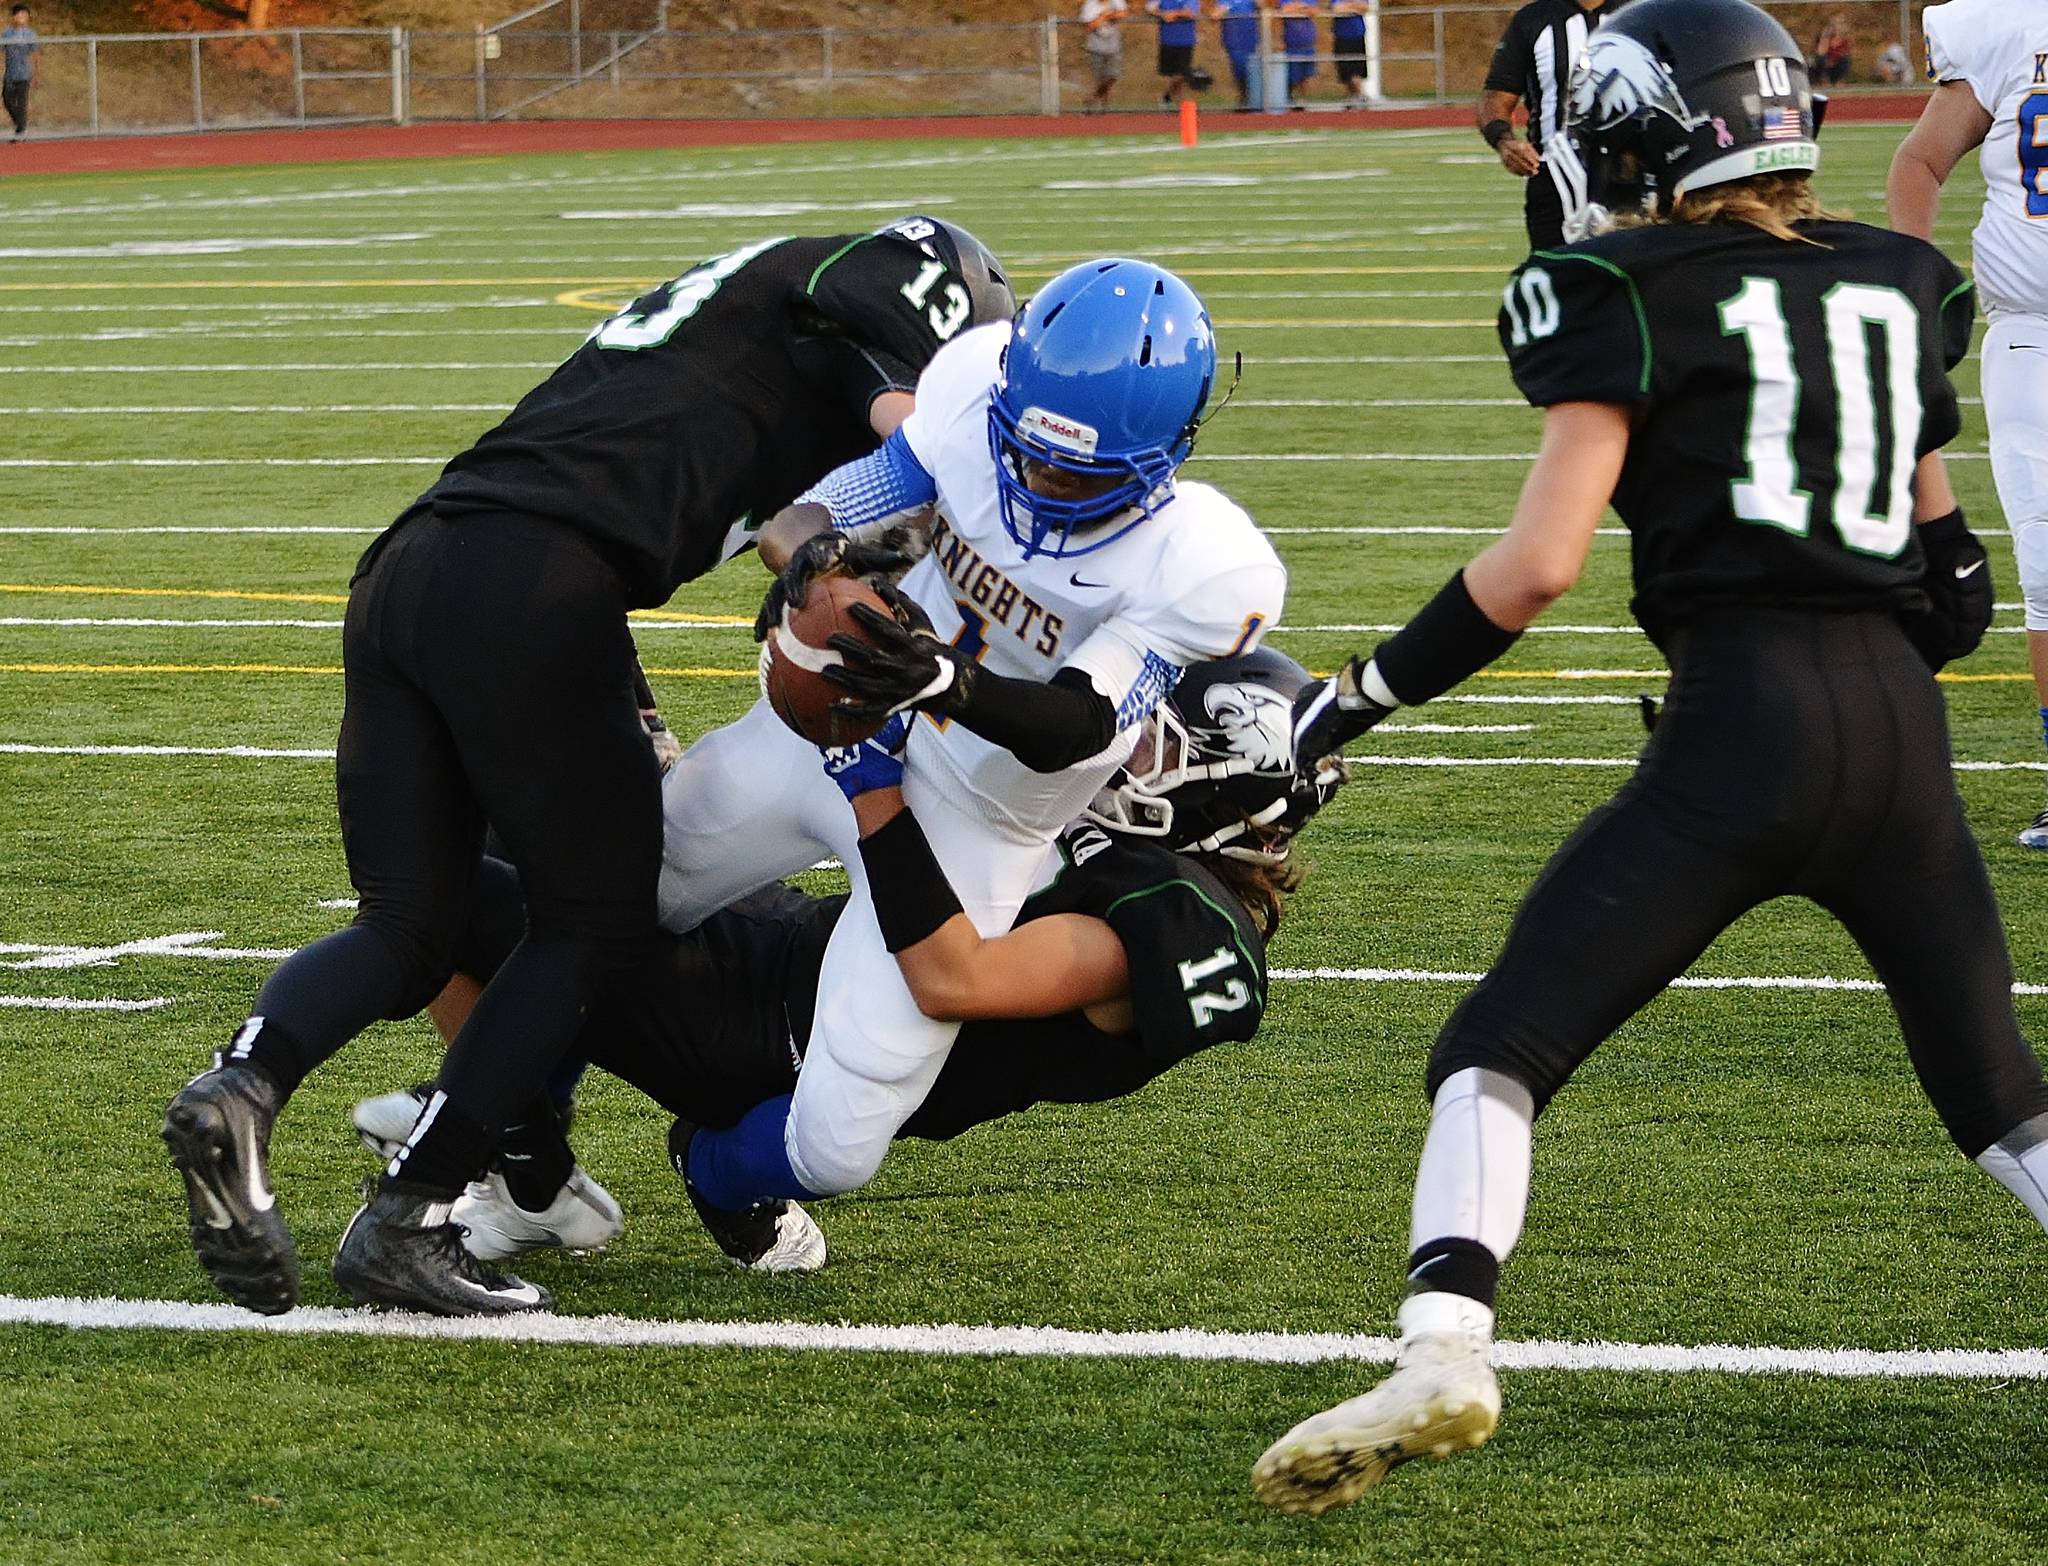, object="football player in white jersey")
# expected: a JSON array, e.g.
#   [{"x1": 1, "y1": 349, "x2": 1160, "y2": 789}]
[
  {"x1": 1889, "y1": 0, "x2": 2048, "y2": 846},
  {"x1": 661, "y1": 259, "x2": 1287, "y2": 1223}
]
